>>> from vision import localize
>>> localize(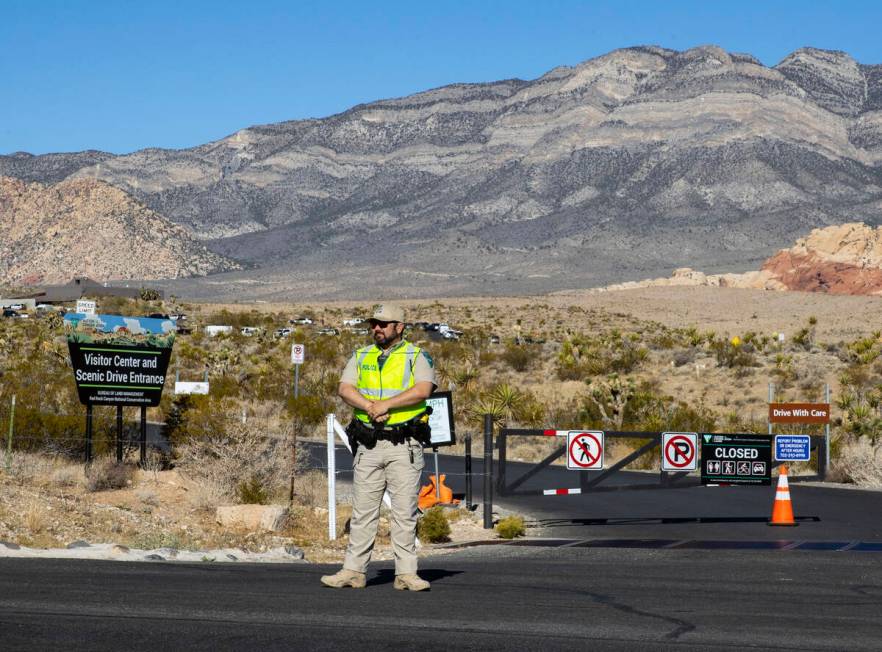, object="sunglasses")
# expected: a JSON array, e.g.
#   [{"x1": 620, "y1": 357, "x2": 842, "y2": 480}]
[{"x1": 368, "y1": 320, "x2": 394, "y2": 328}]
